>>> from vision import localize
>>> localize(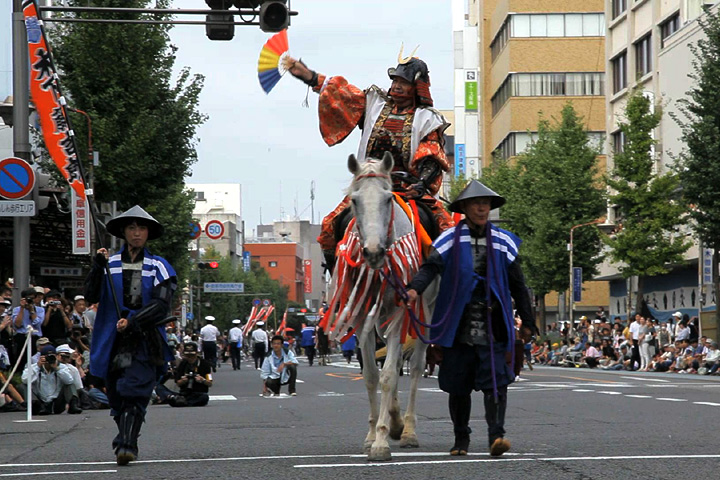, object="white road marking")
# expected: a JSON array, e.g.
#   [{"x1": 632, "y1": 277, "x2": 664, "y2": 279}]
[
  {"x1": 621, "y1": 376, "x2": 670, "y2": 383},
  {"x1": 655, "y1": 398, "x2": 687, "y2": 402},
  {"x1": 597, "y1": 391, "x2": 623, "y2": 395},
  {"x1": 571, "y1": 389, "x2": 595, "y2": 392},
  {"x1": 0, "y1": 470, "x2": 116, "y2": 477},
  {"x1": 693, "y1": 401, "x2": 720, "y2": 406},
  {"x1": 318, "y1": 392, "x2": 345, "y2": 397},
  {"x1": 209, "y1": 395, "x2": 237, "y2": 401},
  {"x1": 625, "y1": 395, "x2": 652, "y2": 398},
  {"x1": 294, "y1": 453, "x2": 720, "y2": 469},
  {"x1": 296, "y1": 379, "x2": 305, "y2": 383}
]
